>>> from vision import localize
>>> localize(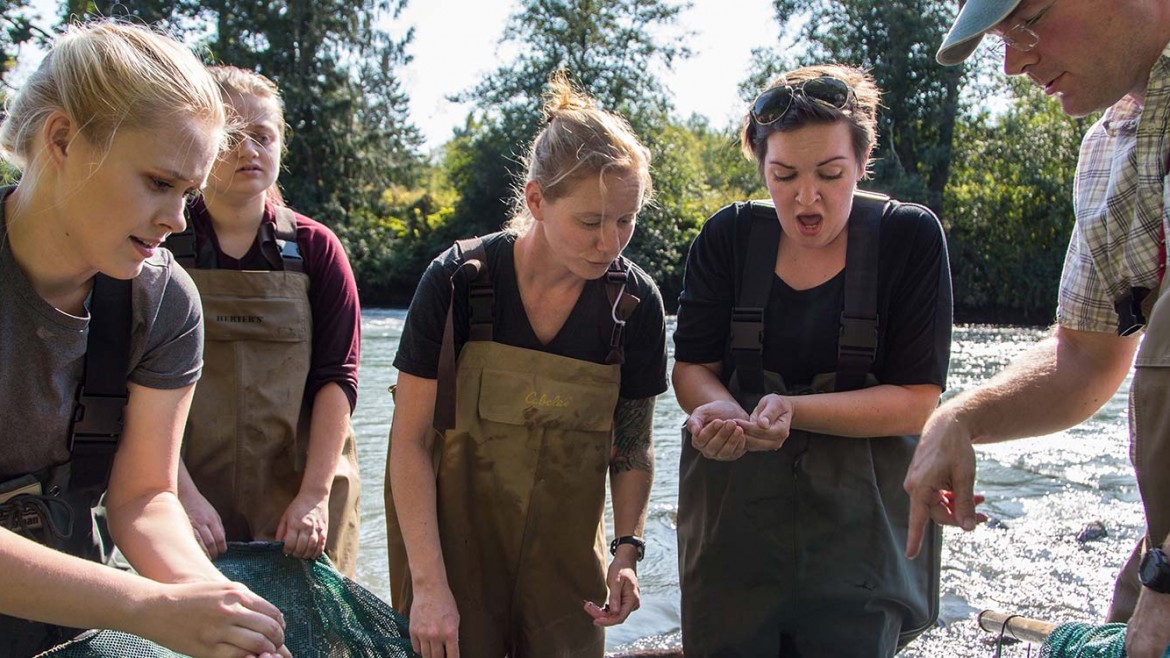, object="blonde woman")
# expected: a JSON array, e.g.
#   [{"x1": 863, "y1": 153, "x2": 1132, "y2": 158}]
[
  {"x1": 0, "y1": 22, "x2": 288, "y2": 658},
  {"x1": 386, "y1": 74, "x2": 667, "y2": 658}
]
